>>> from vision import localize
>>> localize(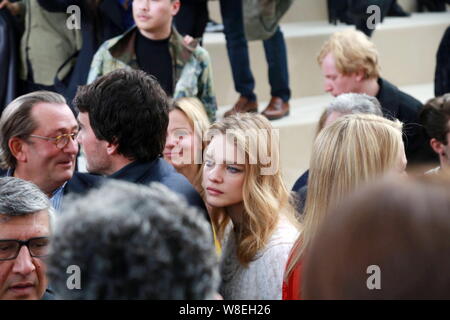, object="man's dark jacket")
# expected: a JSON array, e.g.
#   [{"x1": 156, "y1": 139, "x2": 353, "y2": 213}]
[
  {"x1": 109, "y1": 159, "x2": 209, "y2": 222},
  {"x1": 376, "y1": 77, "x2": 437, "y2": 165},
  {"x1": 64, "y1": 171, "x2": 104, "y2": 196}
]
